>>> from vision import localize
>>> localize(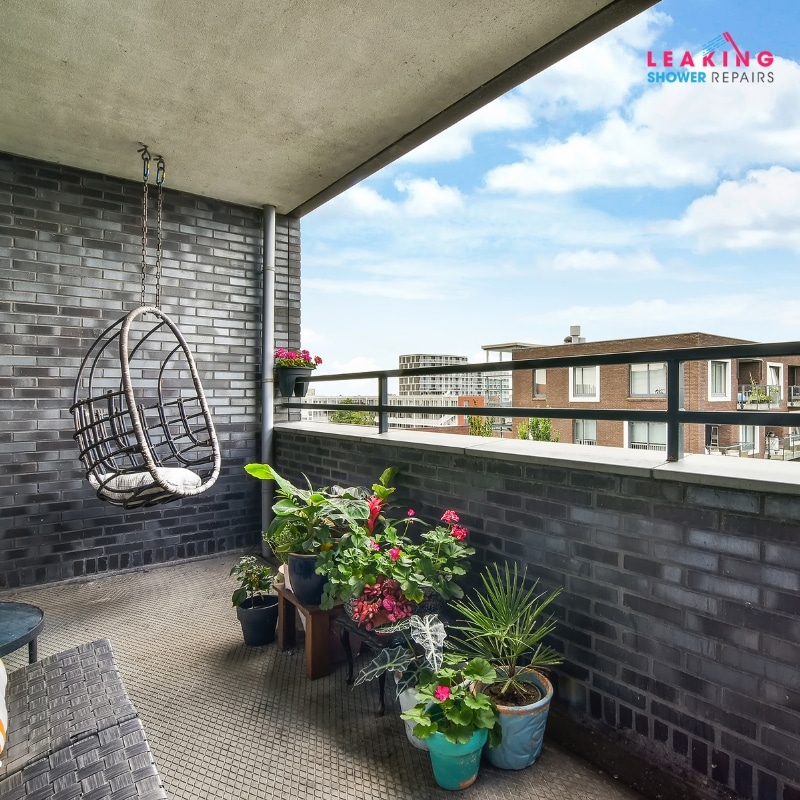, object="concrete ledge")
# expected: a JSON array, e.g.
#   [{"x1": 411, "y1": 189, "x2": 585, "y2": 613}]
[{"x1": 275, "y1": 421, "x2": 800, "y2": 496}]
